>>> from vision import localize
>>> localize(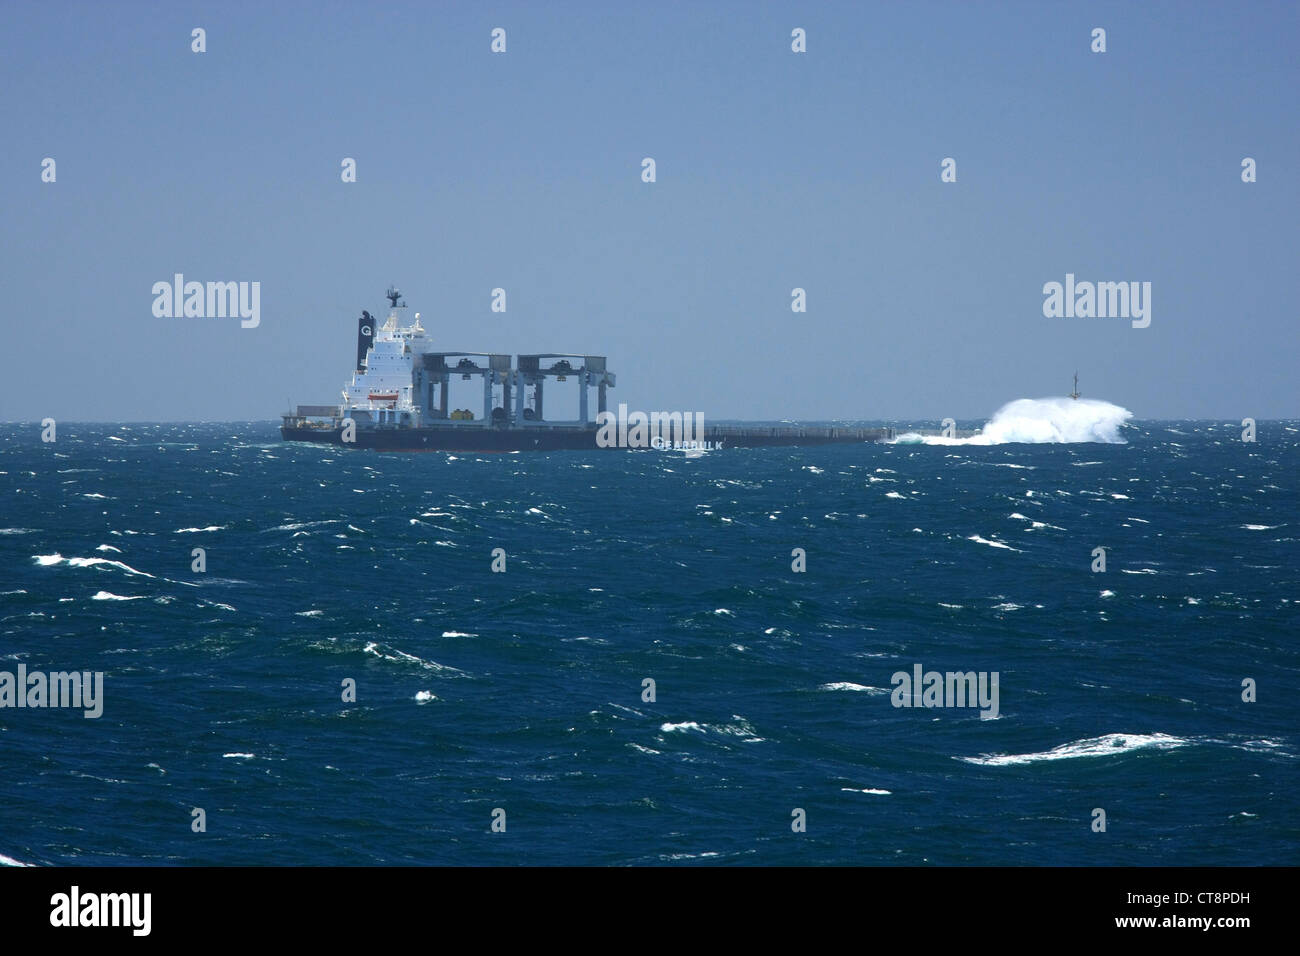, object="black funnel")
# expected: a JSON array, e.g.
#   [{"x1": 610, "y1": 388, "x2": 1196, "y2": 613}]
[{"x1": 356, "y1": 311, "x2": 374, "y2": 372}]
